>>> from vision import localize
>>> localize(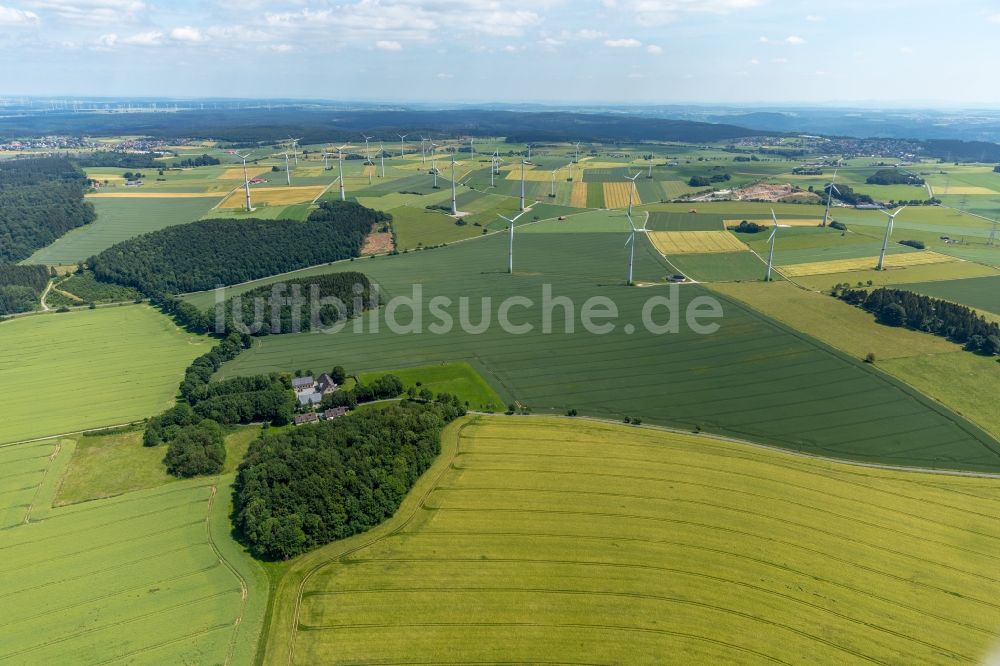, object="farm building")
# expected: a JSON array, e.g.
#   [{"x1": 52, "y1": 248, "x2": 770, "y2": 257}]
[
  {"x1": 293, "y1": 412, "x2": 319, "y2": 426},
  {"x1": 322, "y1": 407, "x2": 348, "y2": 420}
]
